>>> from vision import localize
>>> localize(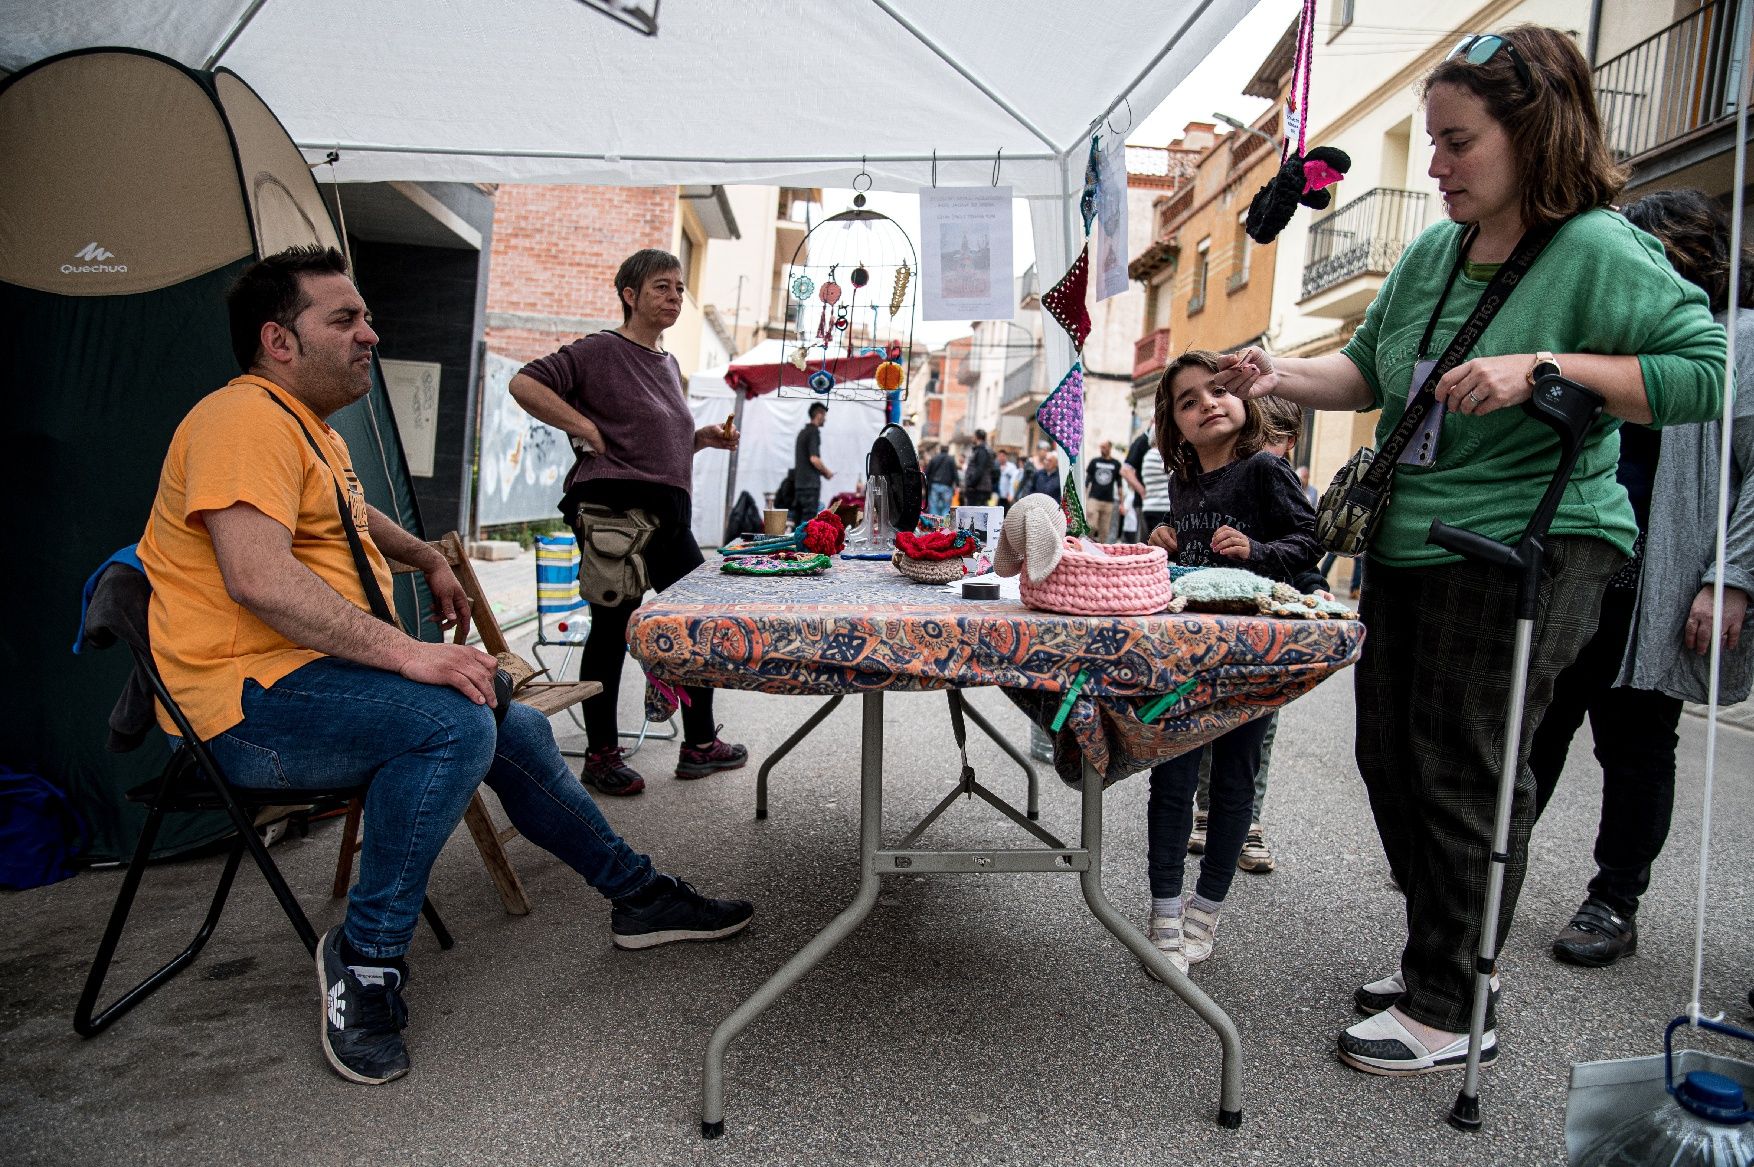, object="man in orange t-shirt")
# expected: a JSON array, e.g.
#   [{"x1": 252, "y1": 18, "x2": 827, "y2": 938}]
[{"x1": 140, "y1": 246, "x2": 752, "y2": 1086}]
